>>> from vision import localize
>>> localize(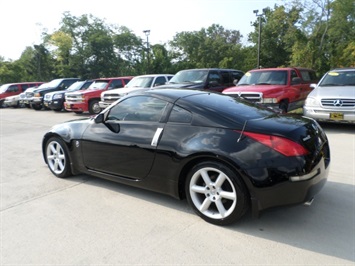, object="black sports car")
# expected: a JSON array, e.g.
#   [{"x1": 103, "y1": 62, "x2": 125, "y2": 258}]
[{"x1": 42, "y1": 88, "x2": 330, "y2": 225}]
